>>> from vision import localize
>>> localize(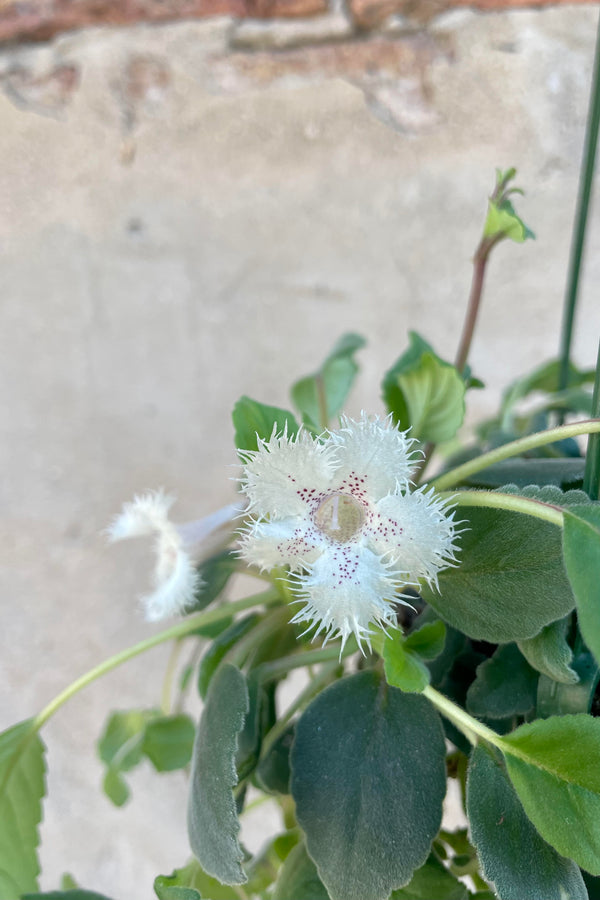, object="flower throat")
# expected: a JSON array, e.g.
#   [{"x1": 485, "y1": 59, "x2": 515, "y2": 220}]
[{"x1": 313, "y1": 492, "x2": 365, "y2": 543}]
